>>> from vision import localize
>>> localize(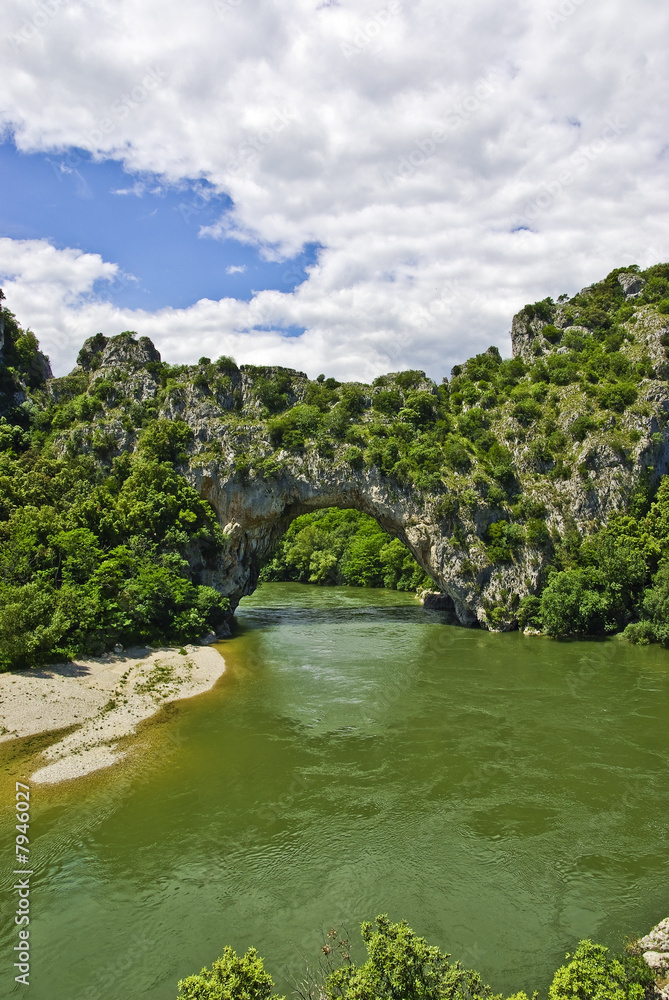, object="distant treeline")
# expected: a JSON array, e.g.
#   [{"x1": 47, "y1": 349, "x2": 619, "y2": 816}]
[{"x1": 260, "y1": 508, "x2": 429, "y2": 591}]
